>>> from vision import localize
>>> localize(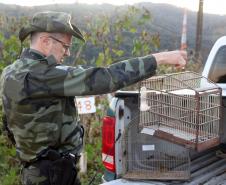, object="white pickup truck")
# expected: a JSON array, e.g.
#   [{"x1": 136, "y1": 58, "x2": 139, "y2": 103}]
[{"x1": 101, "y1": 36, "x2": 226, "y2": 185}]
